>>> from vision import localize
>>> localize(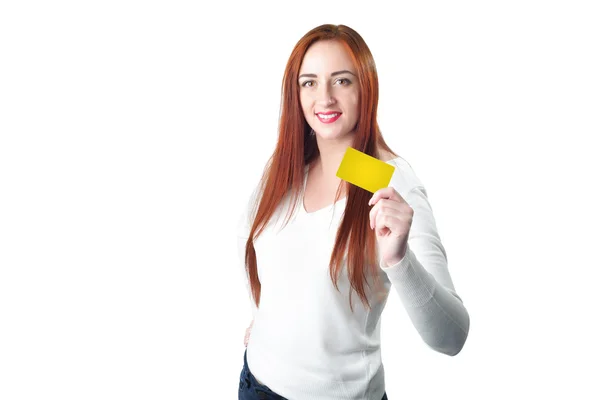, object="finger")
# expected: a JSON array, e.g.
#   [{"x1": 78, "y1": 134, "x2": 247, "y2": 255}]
[
  {"x1": 369, "y1": 187, "x2": 405, "y2": 206},
  {"x1": 368, "y1": 187, "x2": 394, "y2": 206},
  {"x1": 374, "y1": 208, "x2": 404, "y2": 235},
  {"x1": 369, "y1": 200, "x2": 382, "y2": 229},
  {"x1": 369, "y1": 199, "x2": 397, "y2": 229},
  {"x1": 370, "y1": 199, "x2": 394, "y2": 229},
  {"x1": 376, "y1": 207, "x2": 414, "y2": 236}
]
